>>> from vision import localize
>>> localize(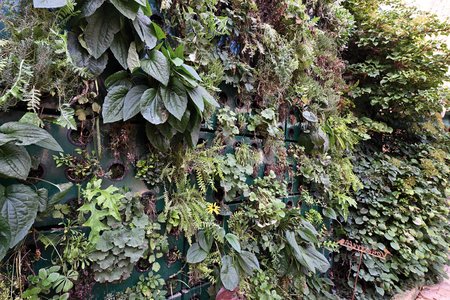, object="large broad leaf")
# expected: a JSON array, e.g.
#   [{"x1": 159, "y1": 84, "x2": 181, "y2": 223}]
[
  {"x1": 0, "y1": 217, "x2": 11, "y2": 260},
  {"x1": 132, "y1": 12, "x2": 157, "y2": 48},
  {"x1": 187, "y1": 87, "x2": 205, "y2": 112},
  {"x1": 110, "y1": 32, "x2": 129, "y2": 69},
  {"x1": 102, "y1": 85, "x2": 130, "y2": 123},
  {"x1": 237, "y1": 251, "x2": 260, "y2": 275},
  {"x1": 198, "y1": 231, "x2": 213, "y2": 252},
  {"x1": 67, "y1": 32, "x2": 108, "y2": 76},
  {"x1": 188, "y1": 86, "x2": 219, "y2": 111},
  {"x1": 81, "y1": 0, "x2": 105, "y2": 17},
  {"x1": 180, "y1": 64, "x2": 202, "y2": 81},
  {"x1": 110, "y1": 0, "x2": 140, "y2": 20},
  {"x1": 141, "y1": 50, "x2": 170, "y2": 86},
  {"x1": 123, "y1": 85, "x2": 148, "y2": 121},
  {"x1": 225, "y1": 233, "x2": 241, "y2": 253},
  {"x1": 145, "y1": 124, "x2": 170, "y2": 152},
  {"x1": 161, "y1": 81, "x2": 188, "y2": 121},
  {"x1": 305, "y1": 246, "x2": 330, "y2": 273},
  {"x1": 140, "y1": 88, "x2": 169, "y2": 125},
  {"x1": 0, "y1": 144, "x2": 31, "y2": 180},
  {"x1": 0, "y1": 184, "x2": 39, "y2": 248},
  {"x1": 168, "y1": 110, "x2": 190, "y2": 133},
  {"x1": 220, "y1": 255, "x2": 239, "y2": 291},
  {"x1": 186, "y1": 243, "x2": 208, "y2": 264},
  {"x1": 0, "y1": 122, "x2": 62, "y2": 151},
  {"x1": 84, "y1": 5, "x2": 121, "y2": 59},
  {"x1": 127, "y1": 42, "x2": 140, "y2": 71},
  {"x1": 285, "y1": 230, "x2": 316, "y2": 272},
  {"x1": 105, "y1": 71, "x2": 130, "y2": 90}
]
